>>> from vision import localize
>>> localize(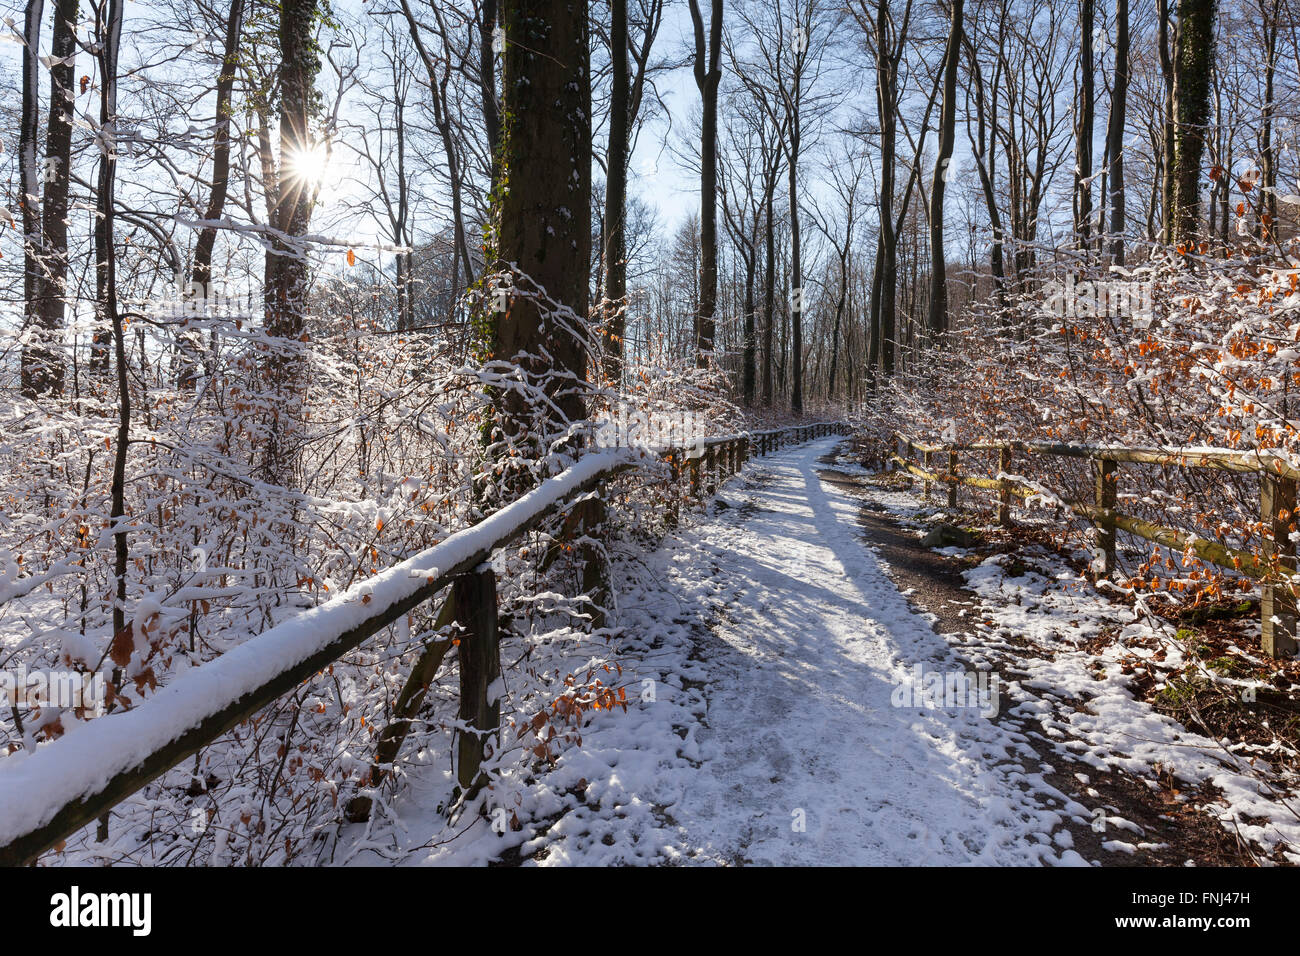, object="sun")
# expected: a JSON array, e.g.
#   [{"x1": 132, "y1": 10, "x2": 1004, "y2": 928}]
[{"x1": 284, "y1": 140, "x2": 330, "y2": 187}]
